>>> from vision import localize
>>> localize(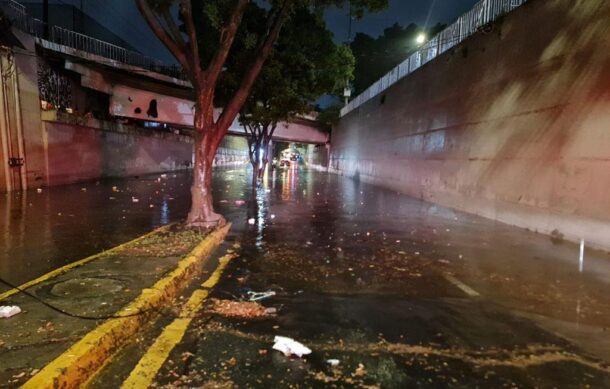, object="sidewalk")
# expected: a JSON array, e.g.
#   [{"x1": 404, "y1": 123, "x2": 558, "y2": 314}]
[{"x1": 0, "y1": 223, "x2": 230, "y2": 387}]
